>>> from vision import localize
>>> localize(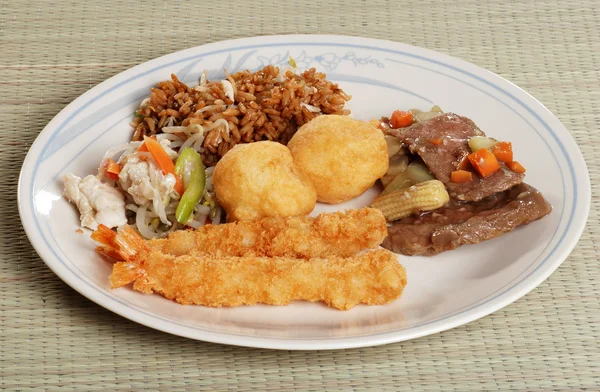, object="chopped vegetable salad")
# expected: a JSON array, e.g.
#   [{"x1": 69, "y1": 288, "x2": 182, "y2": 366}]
[{"x1": 64, "y1": 128, "x2": 222, "y2": 239}]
